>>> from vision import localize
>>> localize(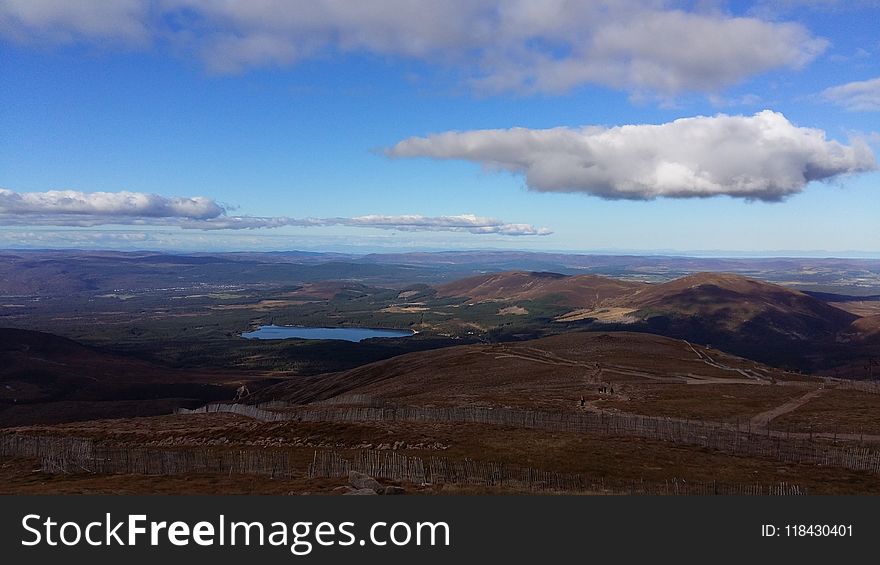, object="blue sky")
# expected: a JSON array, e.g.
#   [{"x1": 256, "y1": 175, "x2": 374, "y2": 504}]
[{"x1": 1, "y1": 1, "x2": 879, "y2": 254}]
